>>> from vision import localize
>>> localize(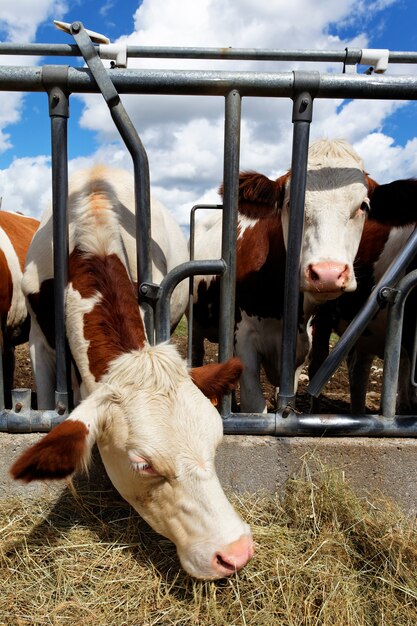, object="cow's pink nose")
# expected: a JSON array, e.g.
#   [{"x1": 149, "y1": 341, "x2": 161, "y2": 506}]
[
  {"x1": 212, "y1": 534, "x2": 254, "y2": 576},
  {"x1": 307, "y1": 262, "x2": 349, "y2": 292}
]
